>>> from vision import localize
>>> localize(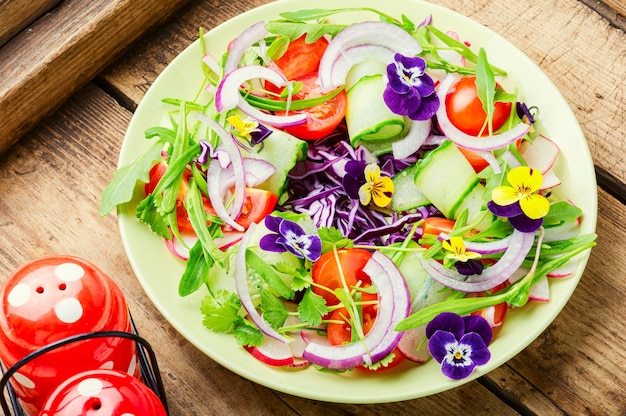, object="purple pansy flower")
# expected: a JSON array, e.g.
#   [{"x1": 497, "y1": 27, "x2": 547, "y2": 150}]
[
  {"x1": 426, "y1": 312, "x2": 492, "y2": 380},
  {"x1": 383, "y1": 53, "x2": 440, "y2": 121},
  {"x1": 196, "y1": 140, "x2": 231, "y2": 168},
  {"x1": 259, "y1": 215, "x2": 322, "y2": 262},
  {"x1": 341, "y1": 160, "x2": 367, "y2": 200}
]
